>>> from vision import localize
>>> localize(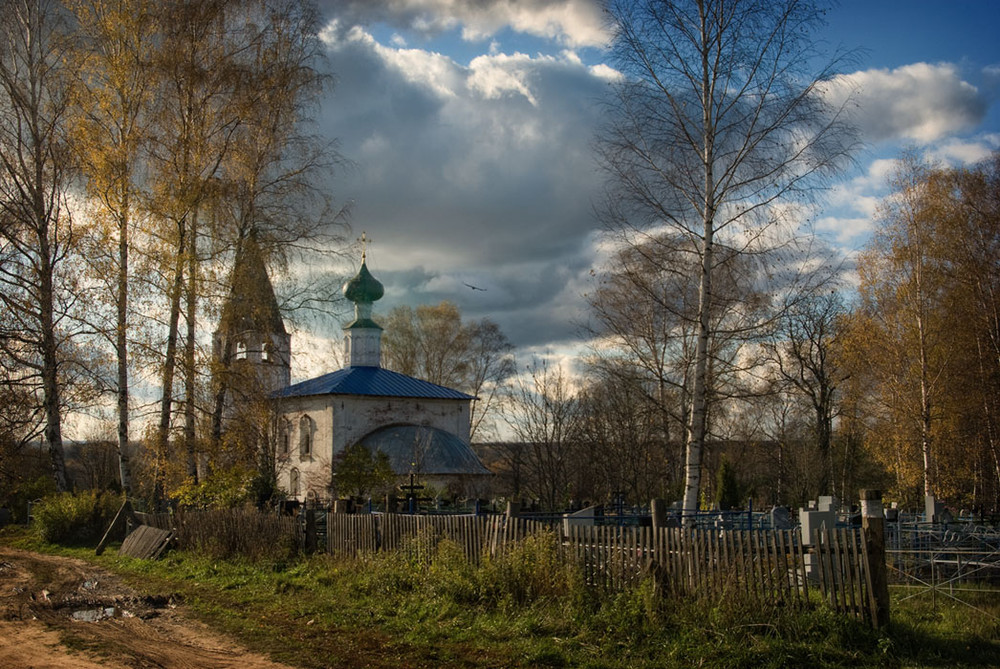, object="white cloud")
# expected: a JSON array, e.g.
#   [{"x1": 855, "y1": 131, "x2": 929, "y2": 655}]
[
  {"x1": 289, "y1": 327, "x2": 343, "y2": 382},
  {"x1": 319, "y1": 0, "x2": 609, "y2": 48},
  {"x1": 924, "y1": 134, "x2": 1000, "y2": 166},
  {"x1": 318, "y1": 25, "x2": 610, "y2": 347},
  {"x1": 826, "y1": 63, "x2": 987, "y2": 144},
  {"x1": 588, "y1": 63, "x2": 622, "y2": 81},
  {"x1": 350, "y1": 28, "x2": 464, "y2": 98},
  {"x1": 468, "y1": 52, "x2": 543, "y2": 105},
  {"x1": 815, "y1": 158, "x2": 905, "y2": 244},
  {"x1": 815, "y1": 216, "x2": 873, "y2": 242}
]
